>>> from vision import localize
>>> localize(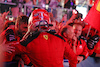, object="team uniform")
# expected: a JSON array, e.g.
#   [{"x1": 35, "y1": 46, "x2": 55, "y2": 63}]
[
  {"x1": 65, "y1": 38, "x2": 89, "y2": 60},
  {"x1": 88, "y1": 40, "x2": 100, "y2": 57},
  {"x1": 75, "y1": 39, "x2": 88, "y2": 60},
  {"x1": 86, "y1": 34, "x2": 99, "y2": 56},
  {"x1": 7, "y1": 9, "x2": 77, "y2": 67},
  {"x1": 0, "y1": 27, "x2": 31, "y2": 66},
  {"x1": 19, "y1": 31, "x2": 77, "y2": 67}
]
